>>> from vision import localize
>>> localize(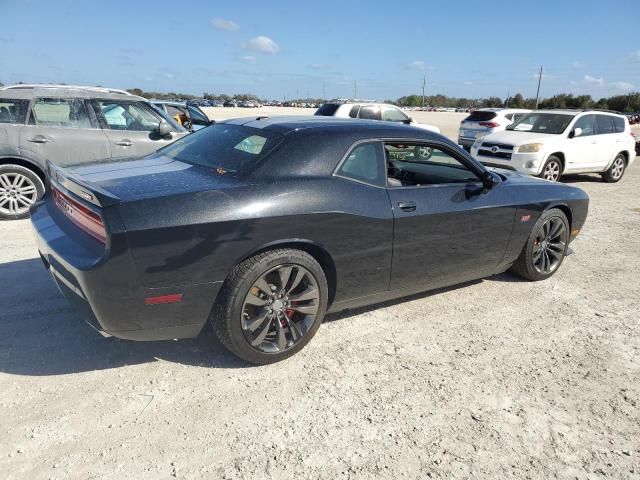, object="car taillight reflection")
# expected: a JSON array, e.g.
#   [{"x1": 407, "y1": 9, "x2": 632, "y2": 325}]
[{"x1": 53, "y1": 187, "x2": 106, "y2": 243}]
